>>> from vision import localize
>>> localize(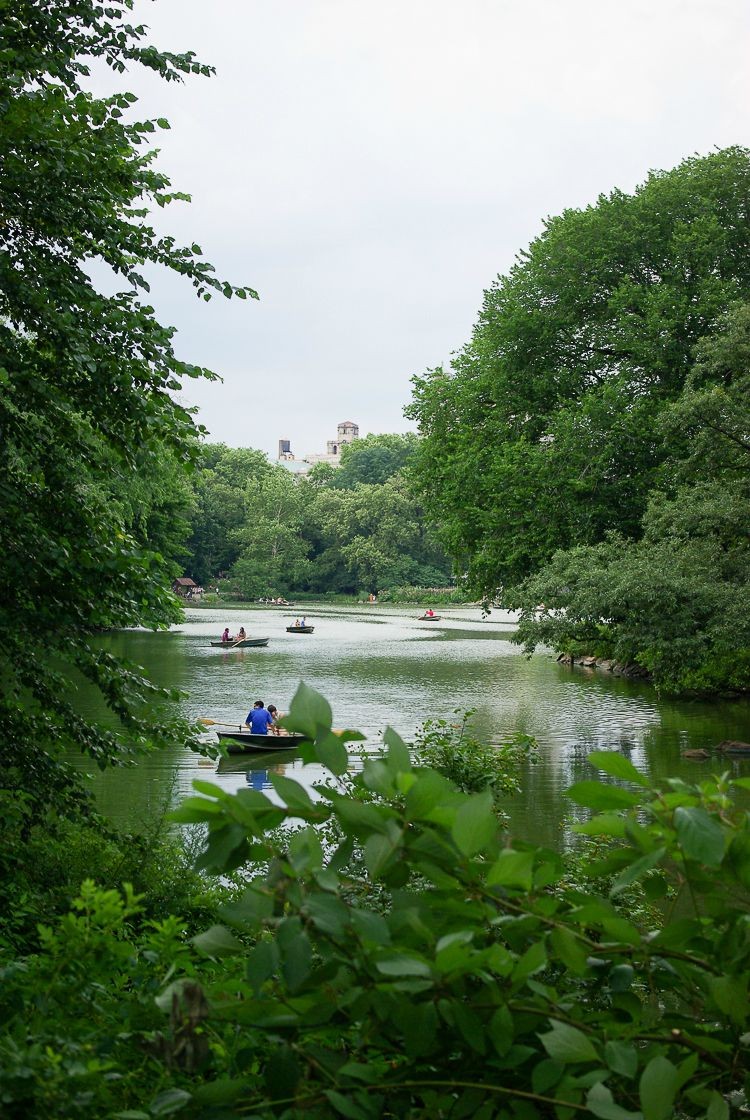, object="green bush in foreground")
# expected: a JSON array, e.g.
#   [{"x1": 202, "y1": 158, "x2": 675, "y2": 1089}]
[{"x1": 3, "y1": 684, "x2": 750, "y2": 1118}]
